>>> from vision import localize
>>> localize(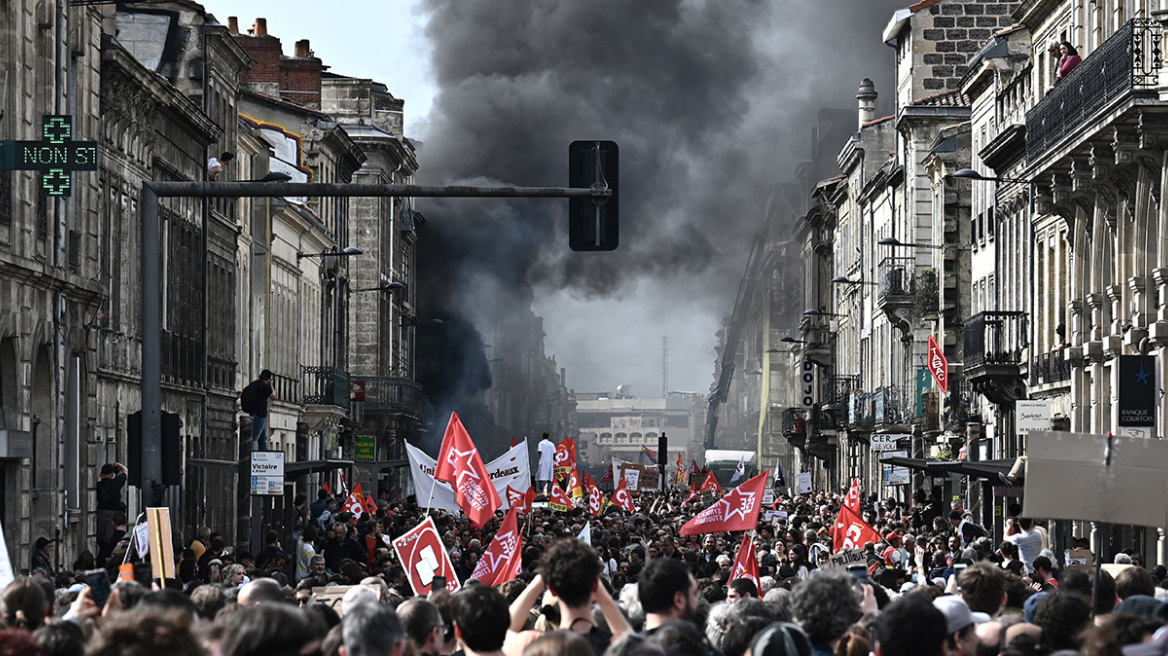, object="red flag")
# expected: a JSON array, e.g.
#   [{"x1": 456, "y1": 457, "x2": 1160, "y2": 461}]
[
  {"x1": 340, "y1": 482, "x2": 367, "y2": 517},
  {"x1": 338, "y1": 473, "x2": 349, "y2": 498},
  {"x1": 510, "y1": 437, "x2": 517, "y2": 448},
  {"x1": 681, "y1": 470, "x2": 769, "y2": 535},
  {"x1": 844, "y1": 478, "x2": 862, "y2": 515},
  {"x1": 690, "y1": 460, "x2": 700, "y2": 477},
  {"x1": 506, "y1": 485, "x2": 532, "y2": 514},
  {"x1": 554, "y1": 438, "x2": 577, "y2": 479},
  {"x1": 365, "y1": 490, "x2": 378, "y2": 516},
  {"x1": 588, "y1": 484, "x2": 606, "y2": 516},
  {"x1": 729, "y1": 534, "x2": 760, "y2": 585},
  {"x1": 582, "y1": 470, "x2": 598, "y2": 491},
  {"x1": 831, "y1": 503, "x2": 882, "y2": 553},
  {"x1": 675, "y1": 453, "x2": 685, "y2": 487},
  {"x1": 600, "y1": 463, "x2": 614, "y2": 484},
  {"x1": 699, "y1": 471, "x2": 723, "y2": 495},
  {"x1": 472, "y1": 509, "x2": 523, "y2": 587},
  {"x1": 391, "y1": 517, "x2": 461, "y2": 596},
  {"x1": 549, "y1": 481, "x2": 573, "y2": 512},
  {"x1": 640, "y1": 446, "x2": 657, "y2": 465},
  {"x1": 323, "y1": 481, "x2": 332, "y2": 496},
  {"x1": 568, "y1": 466, "x2": 585, "y2": 499},
  {"x1": 609, "y1": 478, "x2": 635, "y2": 513},
  {"x1": 433, "y1": 412, "x2": 502, "y2": 528}
]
